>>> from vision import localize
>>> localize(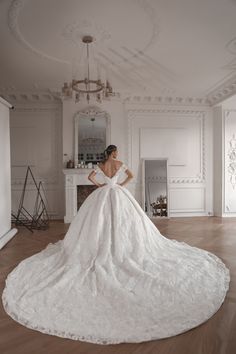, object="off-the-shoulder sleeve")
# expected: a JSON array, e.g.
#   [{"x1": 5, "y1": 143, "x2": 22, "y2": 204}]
[
  {"x1": 93, "y1": 165, "x2": 98, "y2": 173},
  {"x1": 92, "y1": 164, "x2": 101, "y2": 174},
  {"x1": 121, "y1": 163, "x2": 128, "y2": 172}
]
